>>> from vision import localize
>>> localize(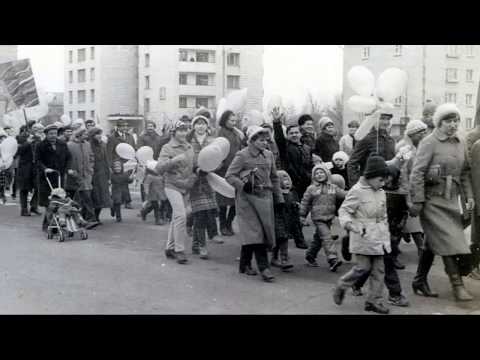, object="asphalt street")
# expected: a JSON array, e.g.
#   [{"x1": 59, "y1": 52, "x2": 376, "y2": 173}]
[{"x1": 1, "y1": 192, "x2": 479, "y2": 315}]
